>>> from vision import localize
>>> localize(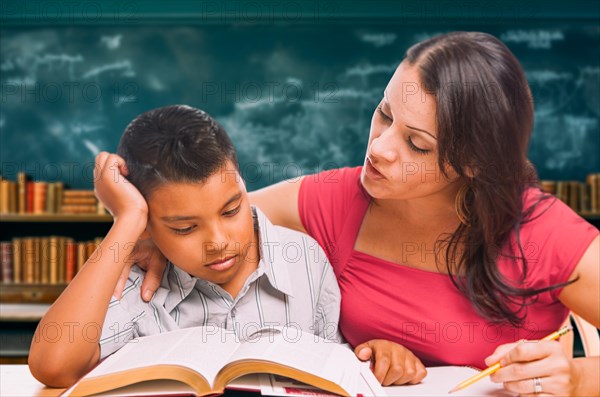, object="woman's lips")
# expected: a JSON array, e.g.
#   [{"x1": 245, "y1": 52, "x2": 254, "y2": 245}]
[
  {"x1": 206, "y1": 256, "x2": 236, "y2": 271},
  {"x1": 365, "y1": 158, "x2": 386, "y2": 180}
]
